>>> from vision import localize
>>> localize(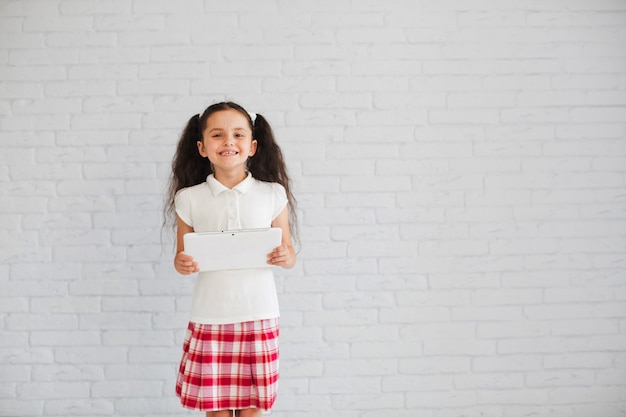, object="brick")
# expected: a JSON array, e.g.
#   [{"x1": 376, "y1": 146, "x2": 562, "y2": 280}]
[
  {"x1": 484, "y1": 74, "x2": 551, "y2": 90},
  {"x1": 49, "y1": 195, "x2": 114, "y2": 213},
  {"x1": 397, "y1": 191, "x2": 464, "y2": 208},
  {"x1": 384, "y1": 373, "x2": 453, "y2": 393},
  {"x1": 151, "y1": 45, "x2": 220, "y2": 63},
  {"x1": 323, "y1": 325, "x2": 397, "y2": 343},
  {"x1": 31, "y1": 364, "x2": 104, "y2": 382},
  {"x1": 30, "y1": 297, "x2": 101, "y2": 314},
  {"x1": 448, "y1": 91, "x2": 516, "y2": 107},
  {"x1": 420, "y1": 239, "x2": 488, "y2": 256},
  {"x1": 477, "y1": 388, "x2": 548, "y2": 405},
  {"x1": 16, "y1": 382, "x2": 90, "y2": 400},
  {"x1": 424, "y1": 339, "x2": 496, "y2": 355},
  {"x1": 127, "y1": 346, "x2": 187, "y2": 363},
  {"x1": 567, "y1": 334, "x2": 626, "y2": 352},
  {"x1": 544, "y1": 352, "x2": 614, "y2": 369},
  {"x1": 6, "y1": 314, "x2": 77, "y2": 331},
  {"x1": 455, "y1": 373, "x2": 524, "y2": 389},
  {"x1": 548, "y1": 386, "x2": 625, "y2": 404},
  {"x1": 133, "y1": 0, "x2": 202, "y2": 14},
  {"x1": 0, "y1": 400, "x2": 43, "y2": 417},
  {"x1": 44, "y1": 399, "x2": 114, "y2": 416},
  {"x1": 30, "y1": 331, "x2": 100, "y2": 347},
  {"x1": 323, "y1": 291, "x2": 395, "y2": 309},
  {"x1": 310, "y1": 376, "x2": 381, "y2": 394},
  {"x1": 336, "y1": 28, "x2": 406, "y2": 43},
  {"x1": 402, "y1": 355, "x2": 471, "y2": 375},
  {"x1": 0, "y1": 278, "x2": 66, "y2": 297},
  {"x1": 0, "y1": 331, "x2": 27, "y2": 349},
  {"x1": 2, "y1": 114, "x2": 70, "y2": 130},
  {"x1": 570, "y1": 106, "x2": 626, "y2": 122},
  {"x1": 473, "y1": 355, "x2": 542, "y2": 372},
  {"x1": 400, "y1": 323, "x2": 476, "y2": 342},
  {"x1": 304, "y1": 308, "x2": 377, "y2": 327},
  {"x1": 91, "y1": 380, "x2": 162, "y2": 398},
  {"x1": 21, "y1": 214, "x2": 90, "y2": 233},
  {"x1": 54, "y1": 347, "x2": 127, "y2": 365},
  {"x1": 45, "y1": 80, "x2": 115, "y2": 97},
  {"x1": 93, "y1": 15, "x2": 164, "y2": 31},
  {"x1": 0, "y1": 148, "x2": 35, "y2": 165},
  {"x1": 0, "y1": 366, "x2": 29, "y2": 383},
  {"x1": 0, "y1": 297, "x2": 28, "y2": 313},
  {"x1": 571, "y1": 404, "x2": 626, "y2": 416},
  {"x1": 101, "y1": 296, "x2": 174, "y2": 313},
  {"x1": 73, "y1": 259, "x2": 138, "y2": 285},
  {"x1": 0, "y1": 81, "x2": 42, "y2": 98},
  {"x1": 23, "y1": 16, "x2": 93, "y2": 32},
  {"x1": 105, "y1": 364, "x2": 172, "y2": 380},
  {"x1": 9, "y1": 48, "x2": 78, "y2": 66},
  {"x1": 406, "y1": 391, "x2": 477, "y2": 409},
  {"x1": 113, "y1": 397, "x2": 182, "y2": 415}
]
